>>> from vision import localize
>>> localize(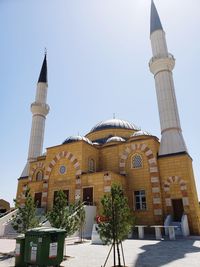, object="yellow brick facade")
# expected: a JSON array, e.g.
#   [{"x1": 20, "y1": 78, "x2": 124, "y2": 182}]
[{"x1": 17, "y1": 126, "x2": 200, "y2": 234}]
